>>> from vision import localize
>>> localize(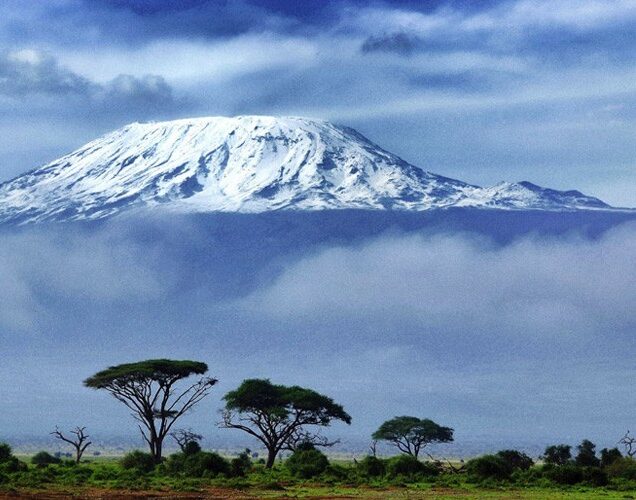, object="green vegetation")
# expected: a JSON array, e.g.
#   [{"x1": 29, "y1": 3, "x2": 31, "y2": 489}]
[
  {"x1": 286, "y1": 444, "x2": 330, "y2": 478},
  {"x1": 1, "y1": 445, "x2": 636, "y2": 498},
  {"x1": 31, "y1": 451, "x2": 61, "y2": 467},
  {"x1": 2, "y1": 357, "x2": 636, "y2": 497},
  {"x1": 221, "y1": 378, "x2": 351, "y2": 468}
]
